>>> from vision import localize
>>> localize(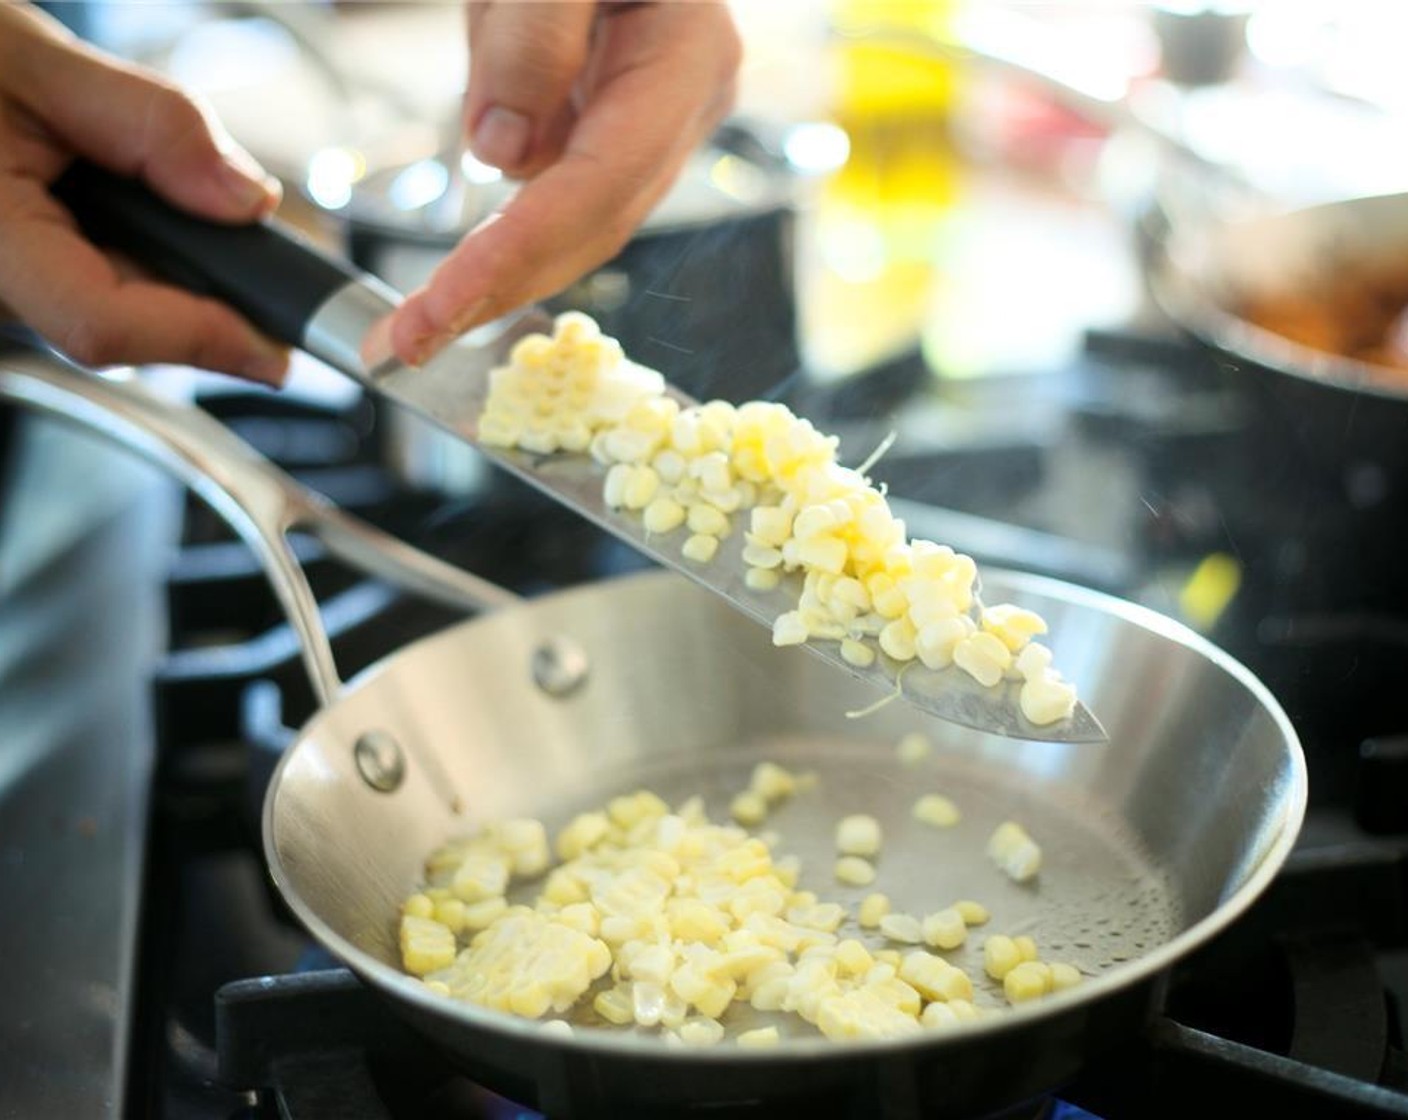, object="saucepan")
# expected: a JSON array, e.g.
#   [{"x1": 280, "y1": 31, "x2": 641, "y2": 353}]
[
  {"x1": 0, "y1": 347, "x2": 1303, "y2": 1118},
  {"x1": 1149, "y1": 189, "x2": 1408, "y2": 462},
  {"x1": 1143, "y1": 191, "x2": 1408, "y2": 630}
]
